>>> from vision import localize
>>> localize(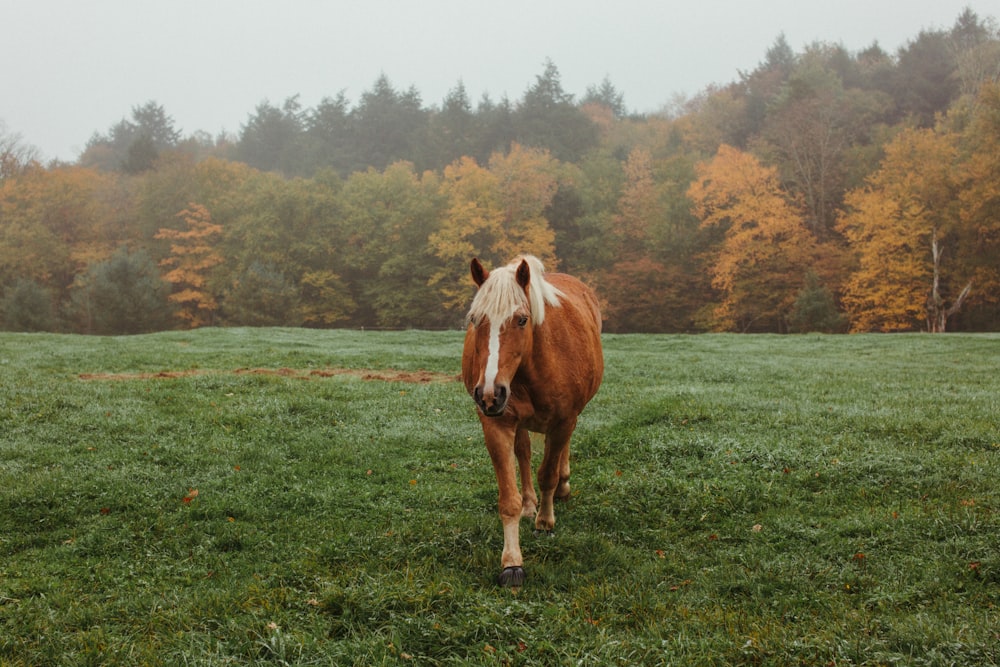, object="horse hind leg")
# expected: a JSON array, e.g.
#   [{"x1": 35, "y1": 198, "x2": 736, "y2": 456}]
[
  {"x1": 515, "y1": 428, "x2": 538, "y2": 518},
  {"x1": 555, "y1": 440, "x2": 571, "y2": 500}
]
